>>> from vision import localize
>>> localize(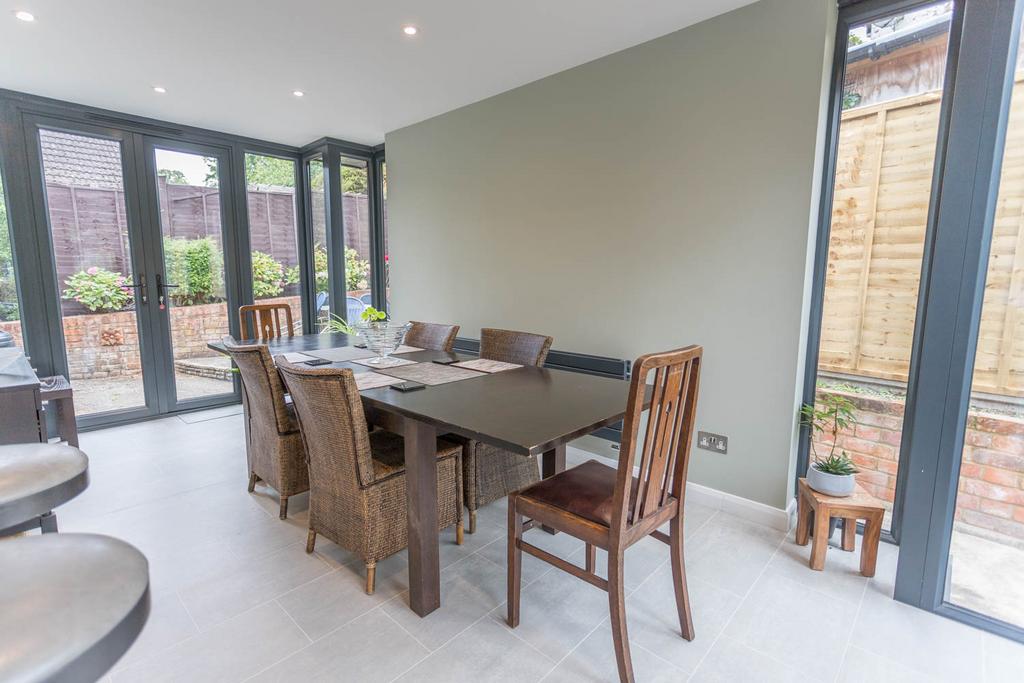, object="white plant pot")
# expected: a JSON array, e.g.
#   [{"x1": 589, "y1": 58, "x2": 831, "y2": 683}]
[{"x1": 807, "y1": 464, "x2": 856, "y2": 497}]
